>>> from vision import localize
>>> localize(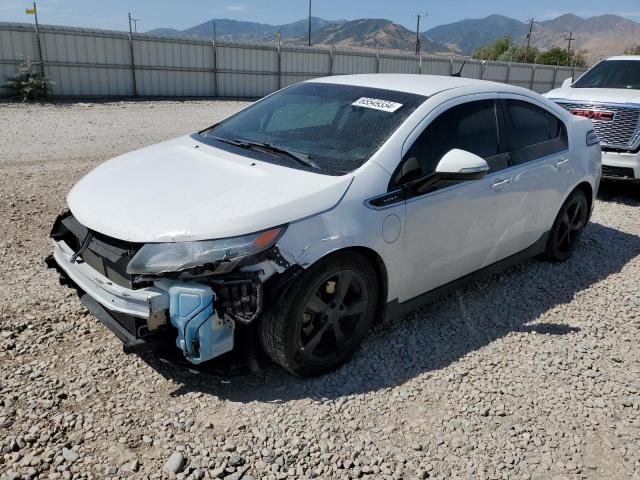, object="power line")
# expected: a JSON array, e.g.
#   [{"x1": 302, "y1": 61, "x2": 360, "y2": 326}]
[{"x1": 412, "y1": 13, "x2": 428, "y2": 56}]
